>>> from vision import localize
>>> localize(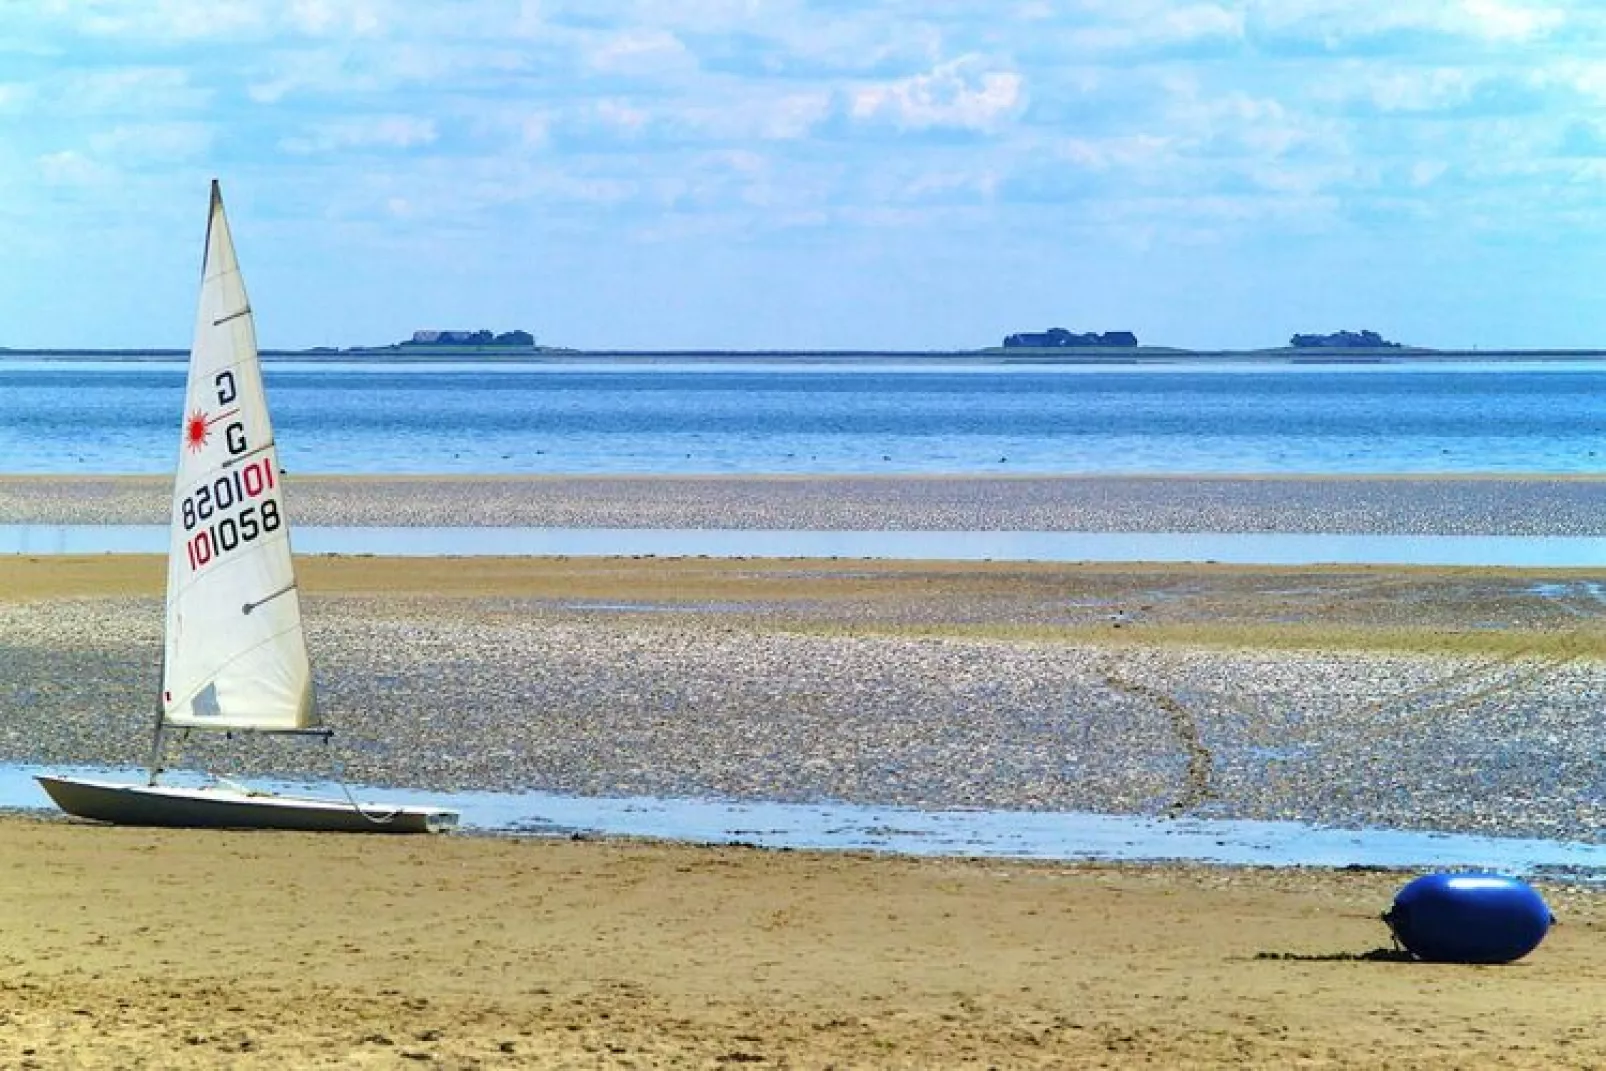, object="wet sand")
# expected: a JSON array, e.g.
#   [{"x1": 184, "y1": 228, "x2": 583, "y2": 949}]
[
  {"x1": 6, "y1": 475, "x2": 1606, "y2": 1066},
  {"x1": 6, "y1": 554, "x2": 1606, "y2": 837}
]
